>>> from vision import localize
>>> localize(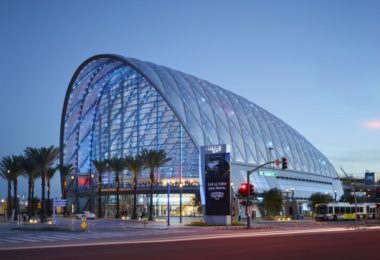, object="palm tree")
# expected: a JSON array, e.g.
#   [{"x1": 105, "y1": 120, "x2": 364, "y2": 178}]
[
  {"x1": 57, "y1": 163, "x2": 74, "y2": 217},
  {"x1": 106, "y1": 157, "x2": 126, "y2": 218},
  {"x1": 141, "y1": 149, "x2": 171, "y2": 221},
  {"x1": 24, "y1": 146, "x2": 59, "y2": 223},
  {"x1": 6, "y1": 156, "x2": 23, "y2": 221},
  {"x1": 46, "y1": 166, "x2": 57, "y2": 216},
  {"x1": 92, "y1": 160, "x2": 107, "y2": 218},
  {"x1": 0, "y1": 156, "x2": 15, "y2": 220},
  {"x1": 21, "y1": 156, "x2": 39, "y2": 218},
  {"x1": 125, "y1": 155, "x2": 143, "y2": 220},
  {"x1": 57, "y1": 163, "x2": 75, "y2": 200}
]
